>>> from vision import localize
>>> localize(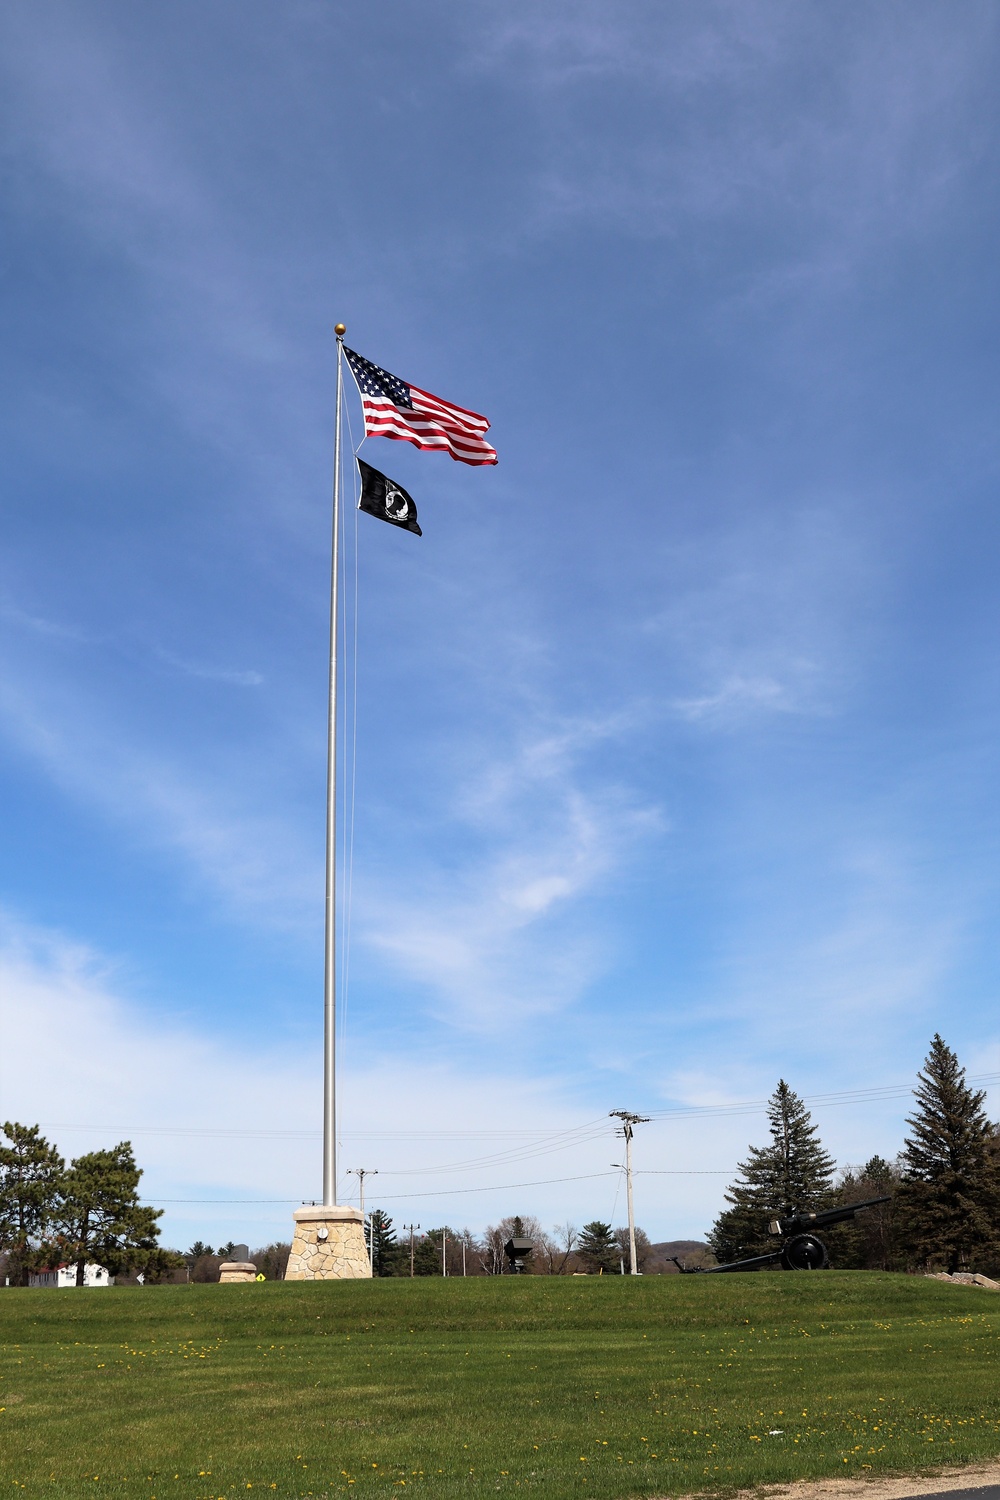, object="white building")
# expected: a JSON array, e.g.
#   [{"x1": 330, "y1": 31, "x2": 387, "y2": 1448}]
[{"x1": 29, "y1": 1263, "x2": 111, "y2": 1288}]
